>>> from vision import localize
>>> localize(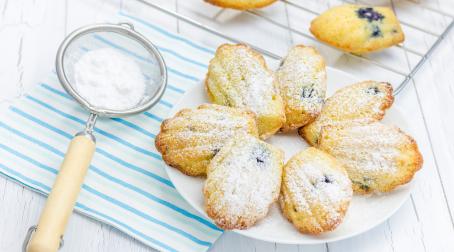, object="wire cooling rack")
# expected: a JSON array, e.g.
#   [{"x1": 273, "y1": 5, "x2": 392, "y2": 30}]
[{"x1": 134, "y1": 0, "x2": 454, "y2": 96}]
